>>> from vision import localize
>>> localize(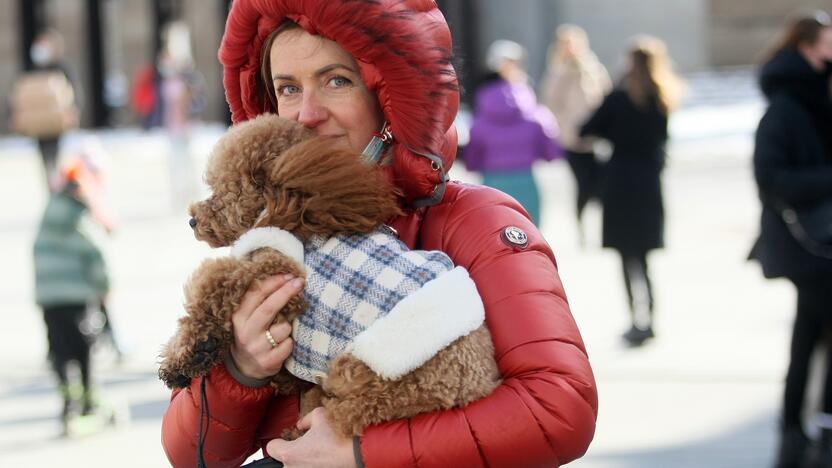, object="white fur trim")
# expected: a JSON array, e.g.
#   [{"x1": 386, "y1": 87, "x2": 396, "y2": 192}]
[
  {"x1": 349, "y1": 266, "x2": 484, "y2": 380},
  {"x1": 230, "y1": 227, "x2": 304, "y2": 267}
]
